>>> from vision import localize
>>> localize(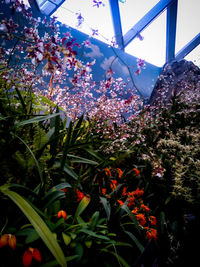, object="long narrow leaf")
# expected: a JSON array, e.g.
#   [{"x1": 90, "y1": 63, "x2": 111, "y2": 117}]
[
  {"x1": 71, "y1": 115, "x2": 83, "y2": 144},
  {"x1": 0, "y1": 186, "x2": 67, "y2": 267},
  {"x1": 73, "y1": 196, "x2": 91, "y2": 223},
  {"x1": 15, "y1": 113, "x2": 60, "y2": 127},
  {"x1": 67, "y1": 154, "x2": 99, "y2": 165},
  {"x1": 13, "y1": 134, "x2": 44, "y2": 188},
  {"x1": 60, "y1": 121, "x2": 72, "y2": 171},
  {"x1": 123, "y1": 230, "x2": 144, "y2": 253},
  {"x1": 100, "y1": 196, "x2": 111, "y2": 220},
  {"x1": 40, "y1": 255, "x2": 78, "y2": 267}
]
